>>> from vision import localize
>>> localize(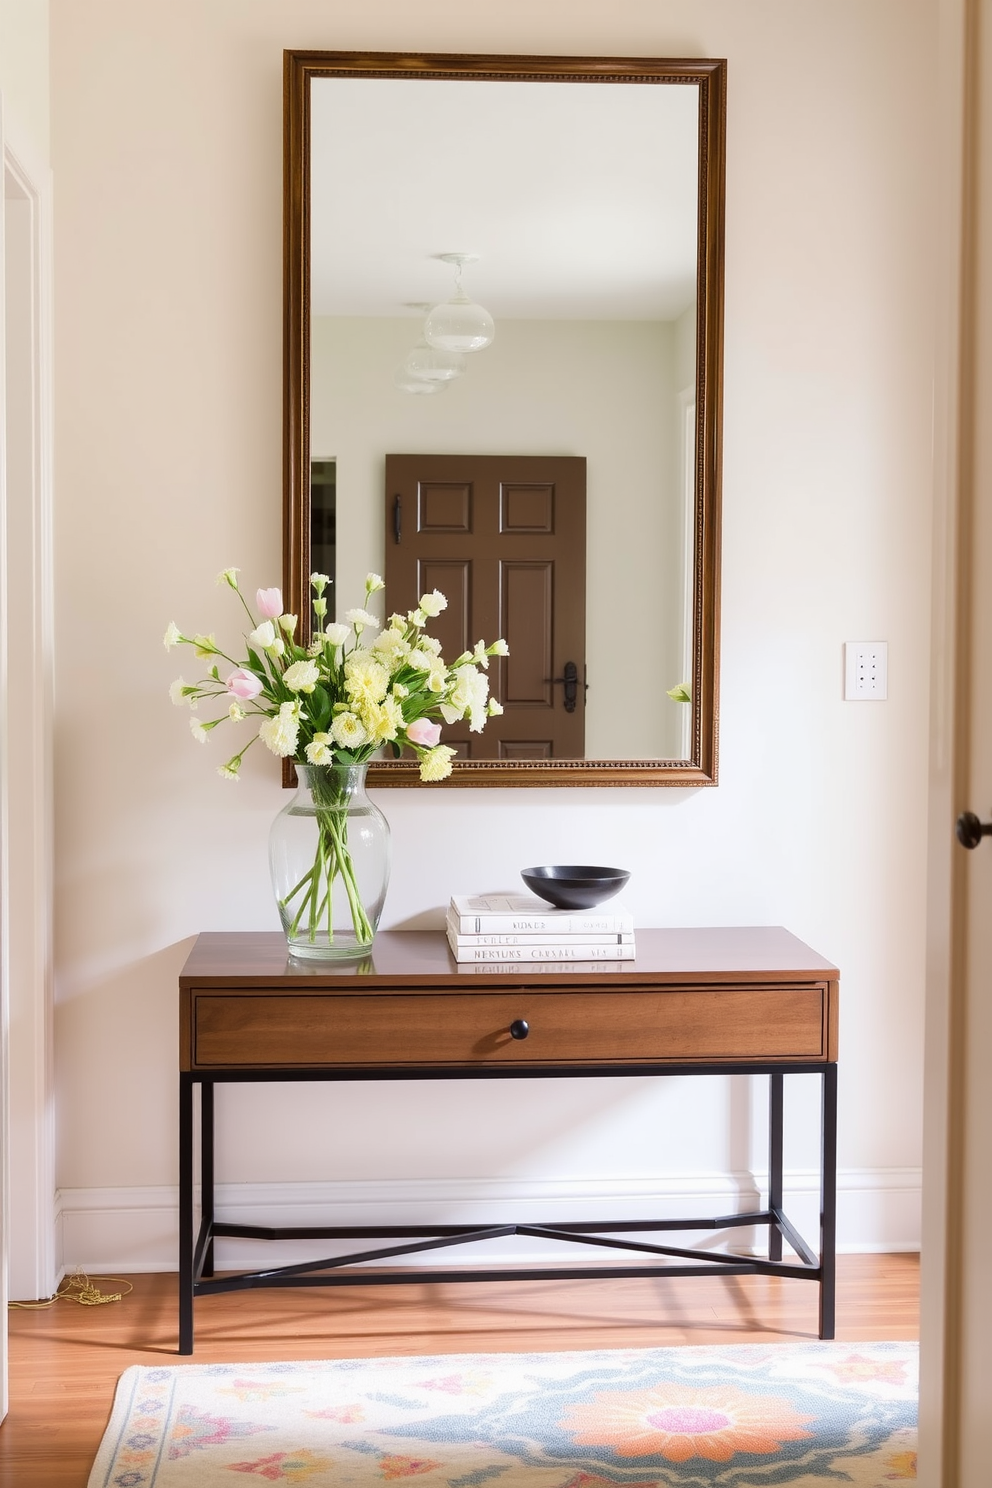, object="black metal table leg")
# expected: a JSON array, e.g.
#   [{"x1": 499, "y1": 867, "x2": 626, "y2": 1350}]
[
  {"x1": 769, "y1": 1072, "x2": 784, "y2": 1261},
  {"x1": 819, "y1": 1063, "x2": 838, "y2": 1339},
  {"x1": 179, "y1": 1073, "x2": 194, "y2": 1355},
  {"x1": 201, "y1": 1080, "x2": 215, "y2": 1278}
]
